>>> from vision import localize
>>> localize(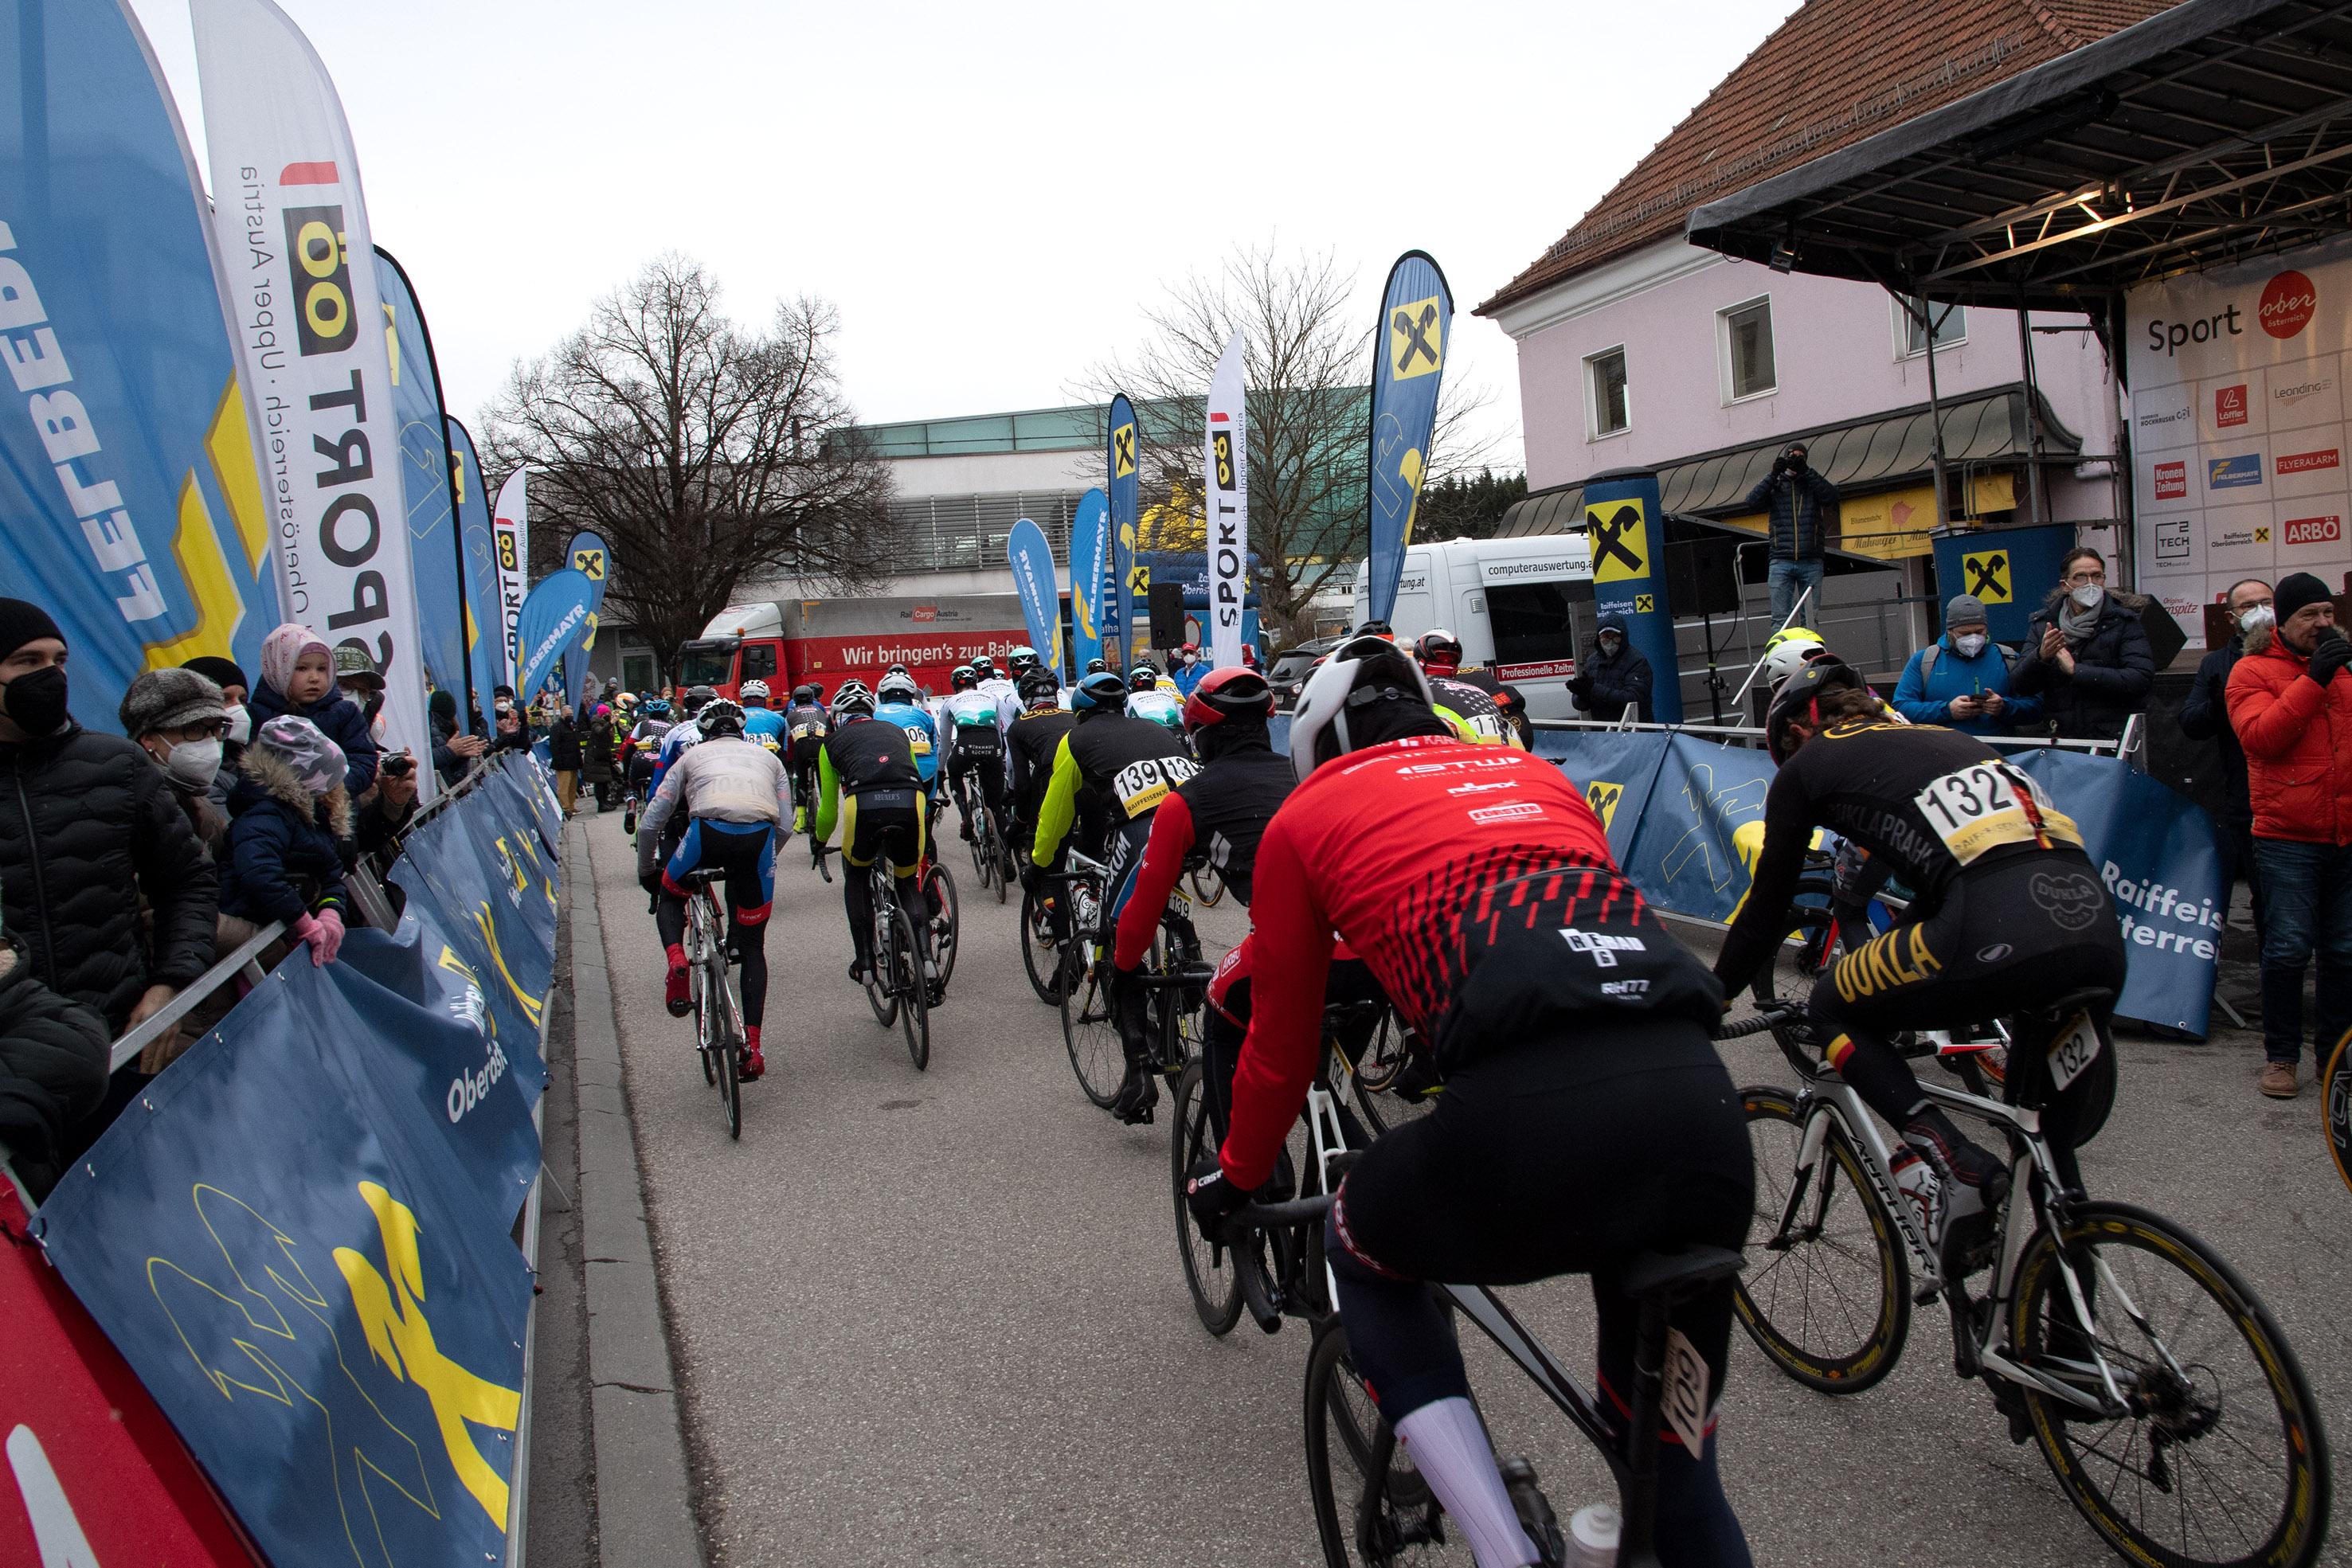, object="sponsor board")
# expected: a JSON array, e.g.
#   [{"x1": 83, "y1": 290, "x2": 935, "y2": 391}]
[
  {"x1": 2155, "y1": 518, "x2": 2193, "y2": 562},
  {"x1": 1496, "y1": 659, "x2": 1577, "y2": 681},
  {"x1": 2285, "y1": 514, "x2": 2343, "y2": 546},
  {"x1": 2154, "y1": 460, "x2": 2188, "y2": 499},
  {"x1": 2276, "y1": 448, "x2": 2339, "y2": 475},
  {"x1": 2215, "y1": 384, "x2": 2249, "y2": 427},
  {"x1": 2208, "y1": 453, "x2": 2264, "y2": 489}
]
